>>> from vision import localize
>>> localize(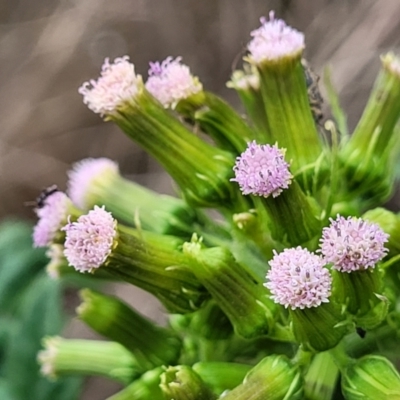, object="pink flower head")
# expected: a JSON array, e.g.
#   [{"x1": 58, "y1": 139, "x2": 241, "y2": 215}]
[
  {"x1": 145, "y1": 57, "x2": 202, "y2": 108},
  {"x1": 265, "y1": 247, "x2": 331, "y2": 310},
  {"x1": 247, "y1": 11, "x2": 305, "y2": 64},
  {"x1": 231, "y1": 141, "x2": 292, "y2": 197},
  {"x1": 62, "y1": 206, "x2": 117, "y2": 273},
  {"x1": 78, "y1": 56, "x2": 141, "y2": 115},
  {"x1": 67, "y1": 158, "x2": 119, "y2": 209},
  {"x1": 33, "y1": 191, "x2": 72, "y2": 247},
  {"x1": 319, "y1": 215, "x2": 389, "y2": 272}
]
